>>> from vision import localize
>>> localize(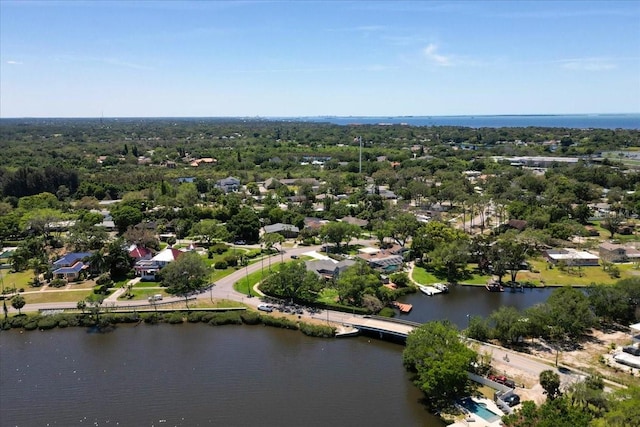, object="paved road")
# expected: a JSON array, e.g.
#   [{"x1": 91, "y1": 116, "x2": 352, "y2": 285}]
[
  {"x1": 10, "y1": 240, "x2": 370, "y2": 328},
  {"x1": 471, "y1": 340, "x2": 585, "y2": 388}
]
